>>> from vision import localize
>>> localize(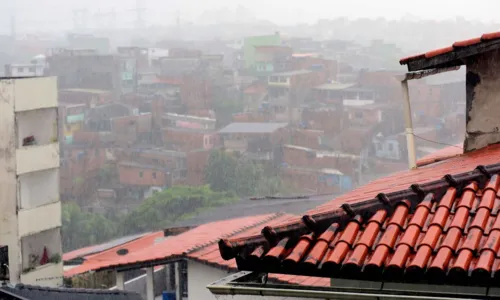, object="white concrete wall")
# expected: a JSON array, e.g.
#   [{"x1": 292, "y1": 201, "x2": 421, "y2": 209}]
[
  {"x1": 0, "y1": 79, "x2": 22, "y2": 283},
  {"x1": 187, "y1": 261, "x2": 308, "y2": 300},
  {"x1": 18, "y1": 168, "x2": 59, "y2": 209},
  {"x1": 13, "y1": 77, "x2": 57, "y2": 112},
  {"x1": 0, "y1": 77, "x2": 62, "y2": 285},
  {"x1": 20, "y1": 262, "x2": 63, "y2": 286},
  {"x1": 16, "y1": 108, "x2": 58, "y2": 147},
  {"x1": 18, "y1": 202, "x2": 61, "y2": 237},
  {"x1": 16, "y1": 143, "x2": 59, "y2": 175},
  {"x1": 21, "y1": 227, "x2": 62, "y2": 270}
]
